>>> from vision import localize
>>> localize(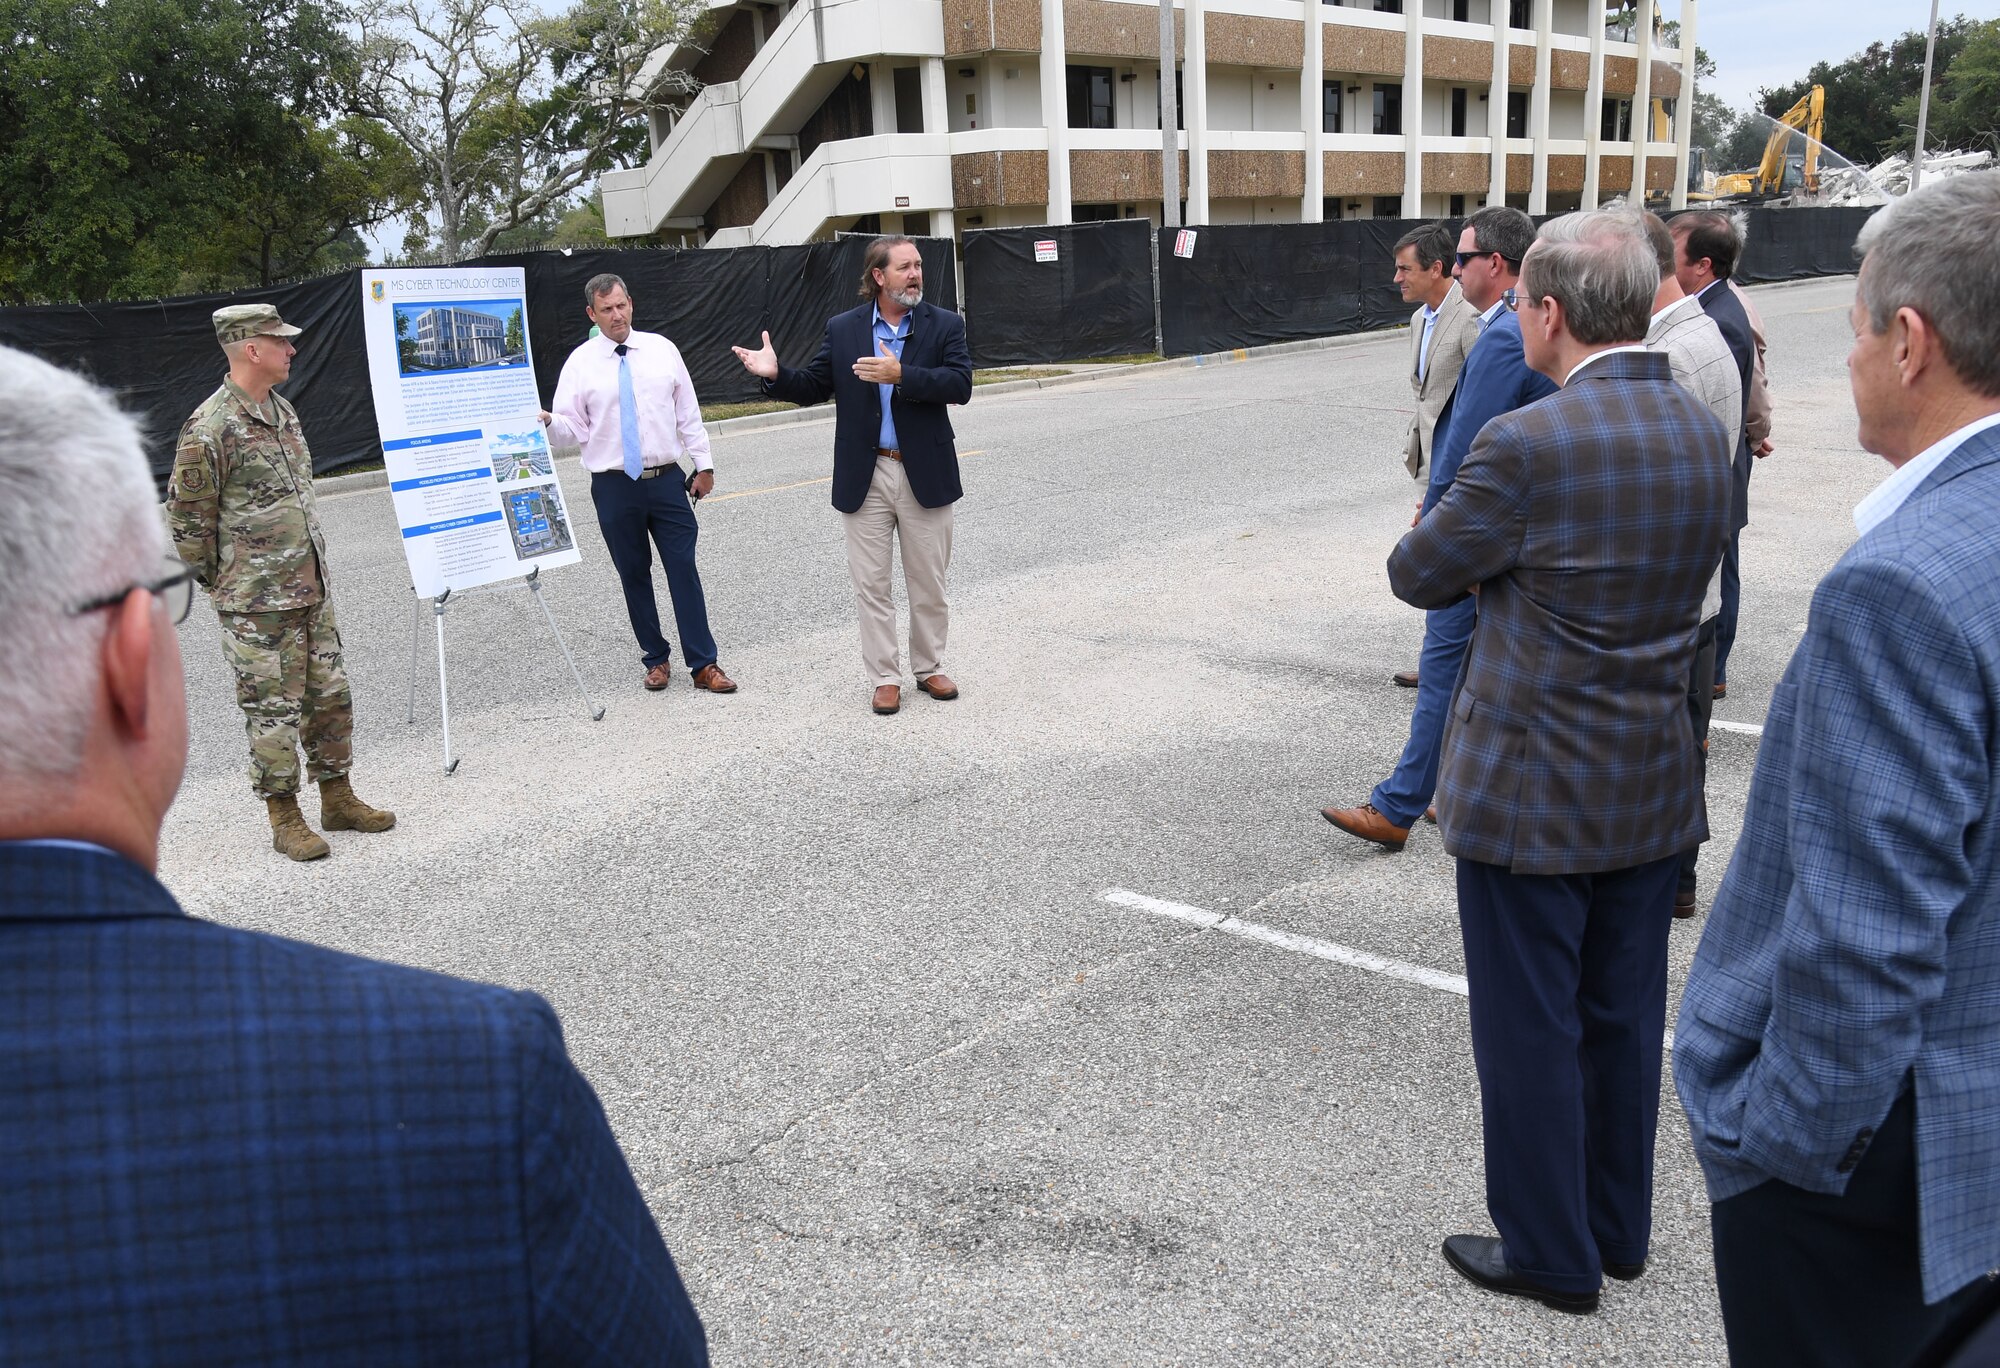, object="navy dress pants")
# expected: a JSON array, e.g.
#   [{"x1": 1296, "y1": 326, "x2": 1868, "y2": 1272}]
[
  {"x1": 1714, "y1": 529, "x2": 1742, "y2": 687},
  {"x1": 589, "y1": 469, "x2": 718, "y2": 672},
  {"x1": 1370, "y1": 595, "x2": 1476, "y2": 827},
  {"x1": 1456, "y1": 853, "x2": 1679, "y2": 1293},
  {"x1": 1712, "y1": 1091, "x2": 1988, "y2": 1368}
]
